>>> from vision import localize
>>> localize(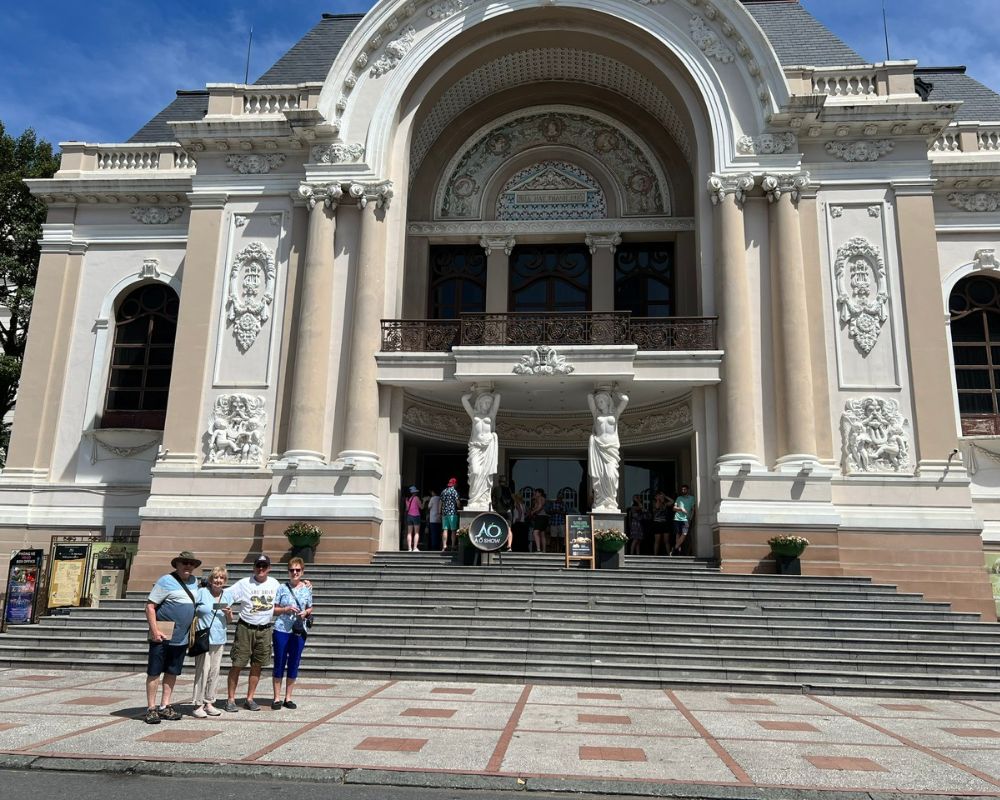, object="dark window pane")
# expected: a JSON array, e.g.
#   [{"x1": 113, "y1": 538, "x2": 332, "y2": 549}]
[
  {"x1": 956, "y1": 369, "x2": 991, "y2": 390},
  {"x1": 954, "y1": 346, "x2": 989, "y2": 365},
  {"x1": 110, "y1": 369, "x2": 144, "y2": 388},
  {"x1": 145, "y1": 369, "x2": 171, "y2": 388},
  {"x1": 112, "y1": 347, "x2": 145, "y2": 366},
  {"x1": 116, "y1": 319, "x2": 149, "y2": 344},
  {"x1": 149, "y1": 320, "x2": 176, "y2": 344},
  {"x1": 969, "y1": 278, "x2": 997, "y2": 306},
  {"x1": 141, "y1": 286, "x2": 166, "y2": 311},
  {"x1": 142, "y1": 391, "x2": 168, "y2": 411},
  {"x1": 951, "y1": 314, "x2": 985, "y2": 343},
  {"x1": 959, "y1": 393, "x2": 995, "y2": 414},
  {"x1": 988, "y1": 312, "x2": 1000, "y2": 340},
  {"x1": 107, "y1": 390, "x2": 140, "y2": 411},
  {"x1": 147, "y1": 347, "x2": 174, "y2": 366},
  {"x1": 615, "y1": 243, "x2": 675, "y2": 317}
]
